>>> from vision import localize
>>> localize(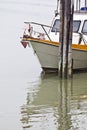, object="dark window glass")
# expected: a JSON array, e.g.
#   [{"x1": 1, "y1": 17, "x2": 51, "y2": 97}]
[
  {"x1": 82, "y1": 20, "x2": 87, "y2": 33},
  {"x1": 51, "y1": 19, "x2": 60, "y2": 32},
  {"x1": 51, "y1": 19, "x2": 80, "y2": 33},
  {"x1": 73, "y1": 21, "x2": 81, "y2": 32}
]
